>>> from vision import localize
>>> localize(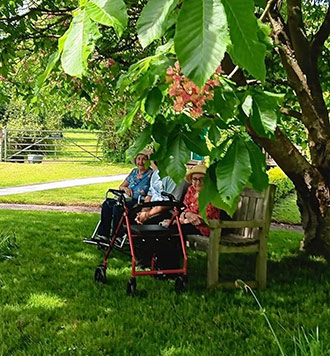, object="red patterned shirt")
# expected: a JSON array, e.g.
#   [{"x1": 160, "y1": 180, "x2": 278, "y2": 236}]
[{"x1": 183, "y1": 185, "x2": 220, "y2": 236}]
